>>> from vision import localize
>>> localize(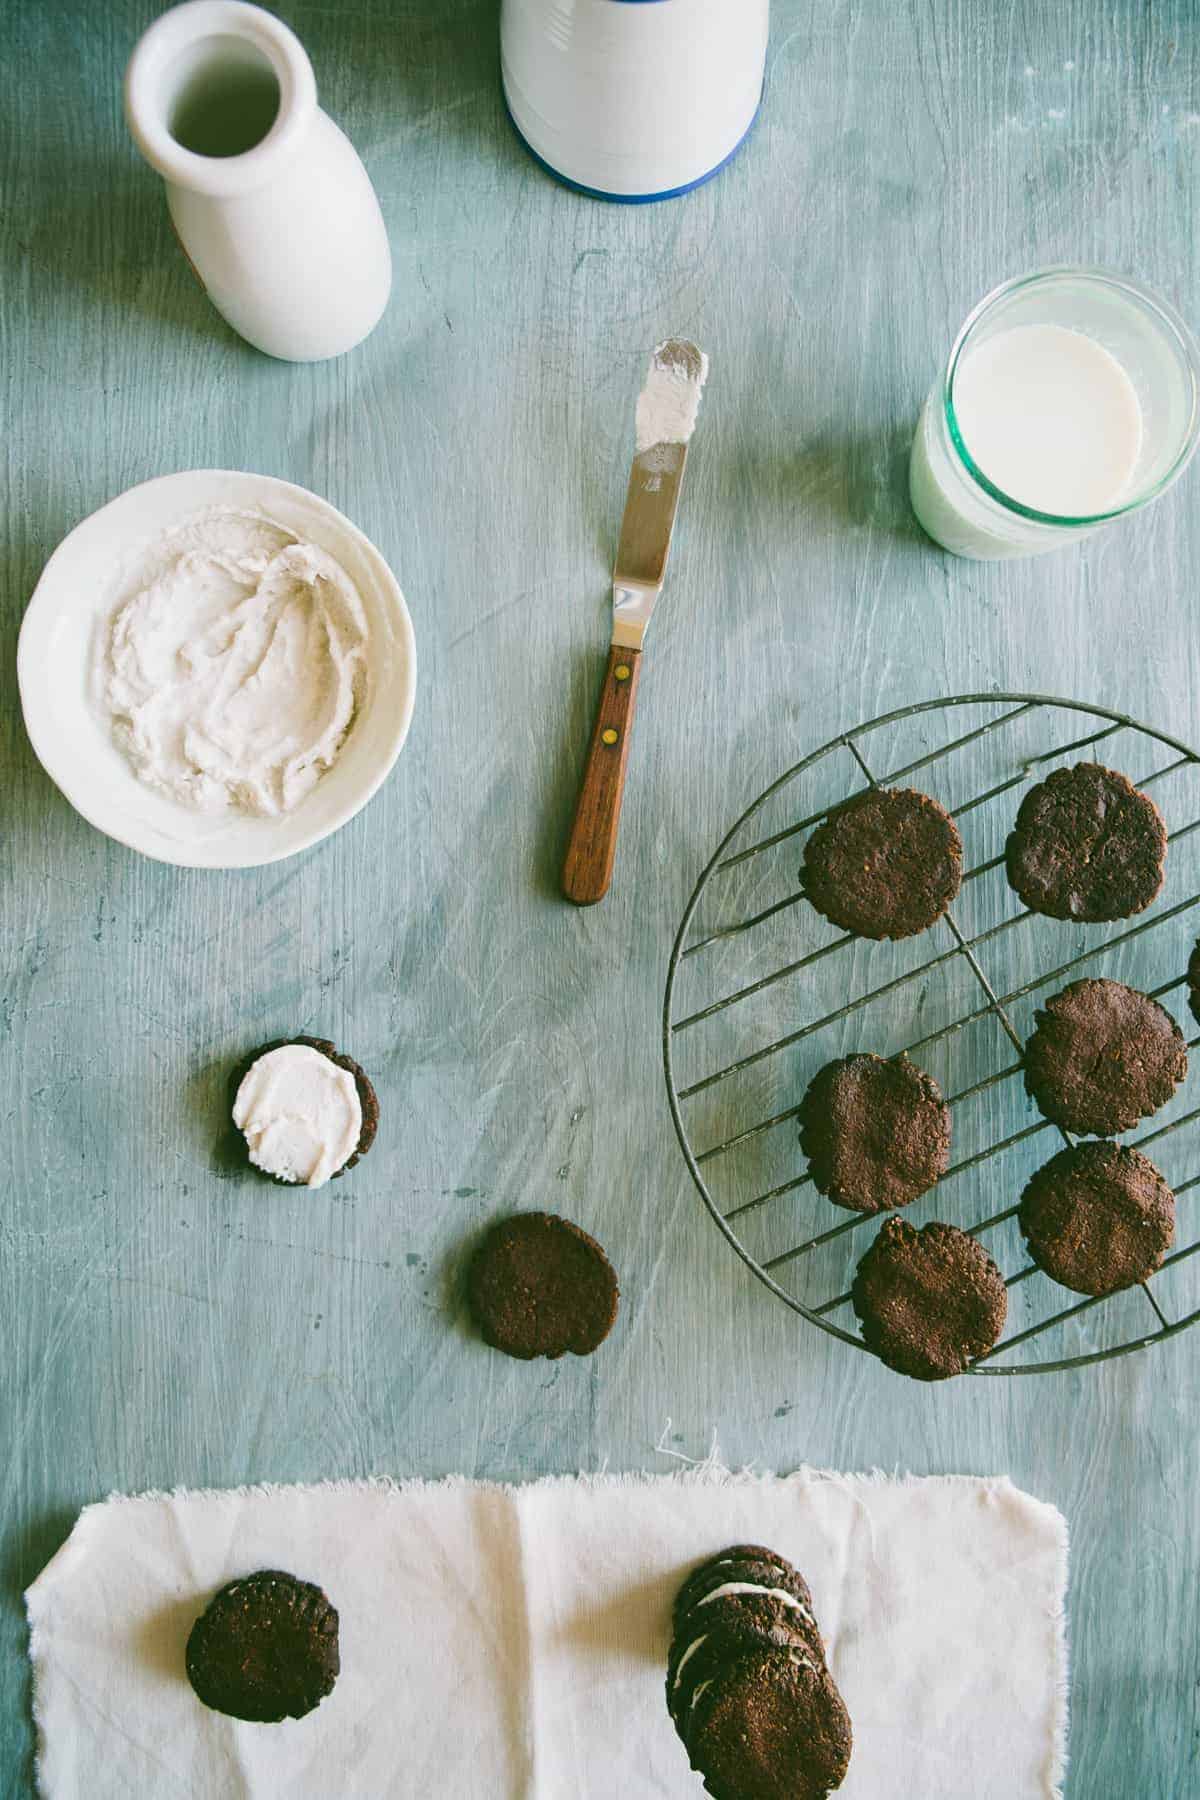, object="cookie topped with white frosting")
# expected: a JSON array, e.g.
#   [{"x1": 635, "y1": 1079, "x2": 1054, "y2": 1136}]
[{"x1": 232, "y1": 1036, "x2": 379, "y2": 1188}]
